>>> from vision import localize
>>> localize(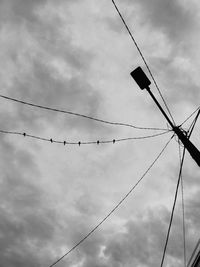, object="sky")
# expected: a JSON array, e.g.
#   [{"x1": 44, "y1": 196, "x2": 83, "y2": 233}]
[{"x1": 0, "y1": 0, "x2": 200, "y2": 266}]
